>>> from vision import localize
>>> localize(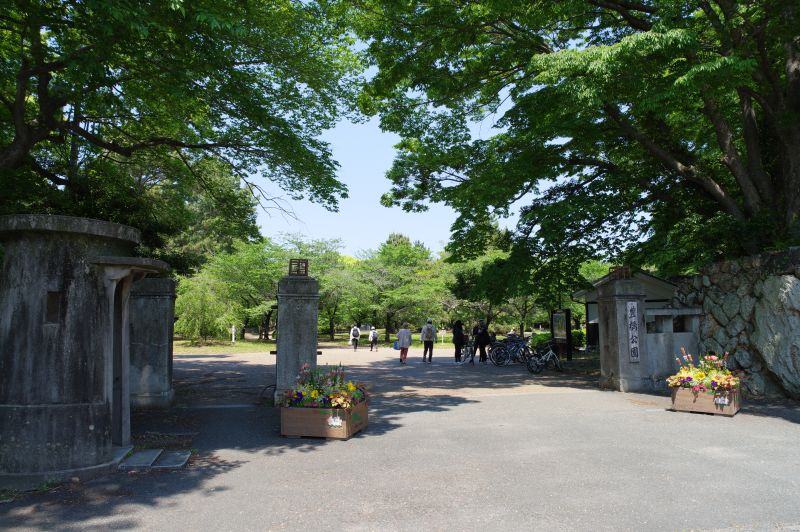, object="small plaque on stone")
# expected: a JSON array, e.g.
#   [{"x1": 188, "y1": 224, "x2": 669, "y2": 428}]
[{"x1": 289, "y1": 258, "x2": 309, "y2": 276}]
